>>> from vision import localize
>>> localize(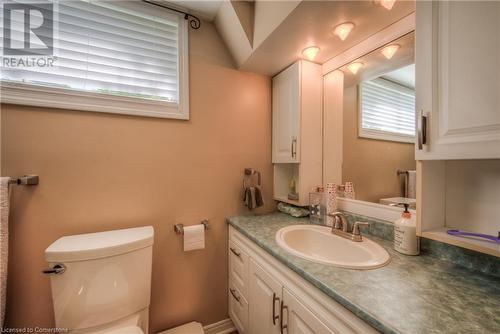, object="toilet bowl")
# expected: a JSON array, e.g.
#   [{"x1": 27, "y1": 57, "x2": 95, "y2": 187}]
[{"x1": 44, "y1": 226, "x2": 154, "y2": 333}]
